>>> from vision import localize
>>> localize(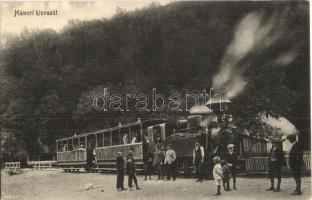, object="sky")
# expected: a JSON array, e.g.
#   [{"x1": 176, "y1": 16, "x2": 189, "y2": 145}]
[{"x1": 0, "y1": 1, "x2": 172, "y2": 38}]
